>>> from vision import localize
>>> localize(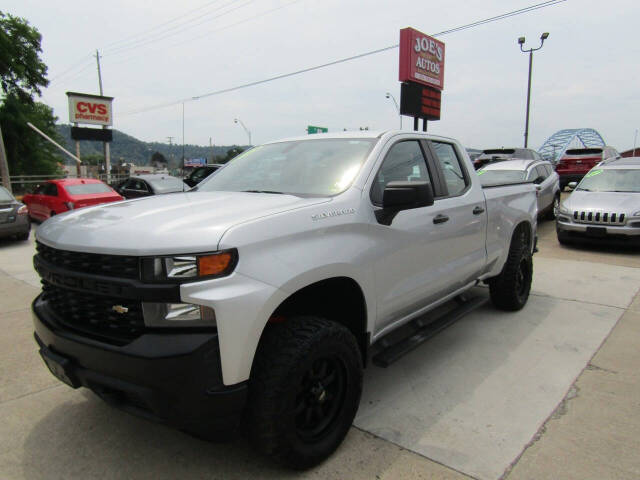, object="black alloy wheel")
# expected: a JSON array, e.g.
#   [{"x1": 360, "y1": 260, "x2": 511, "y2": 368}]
[{"x1": 295, "y1": 356, "x2": 346, "y2": 442}]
